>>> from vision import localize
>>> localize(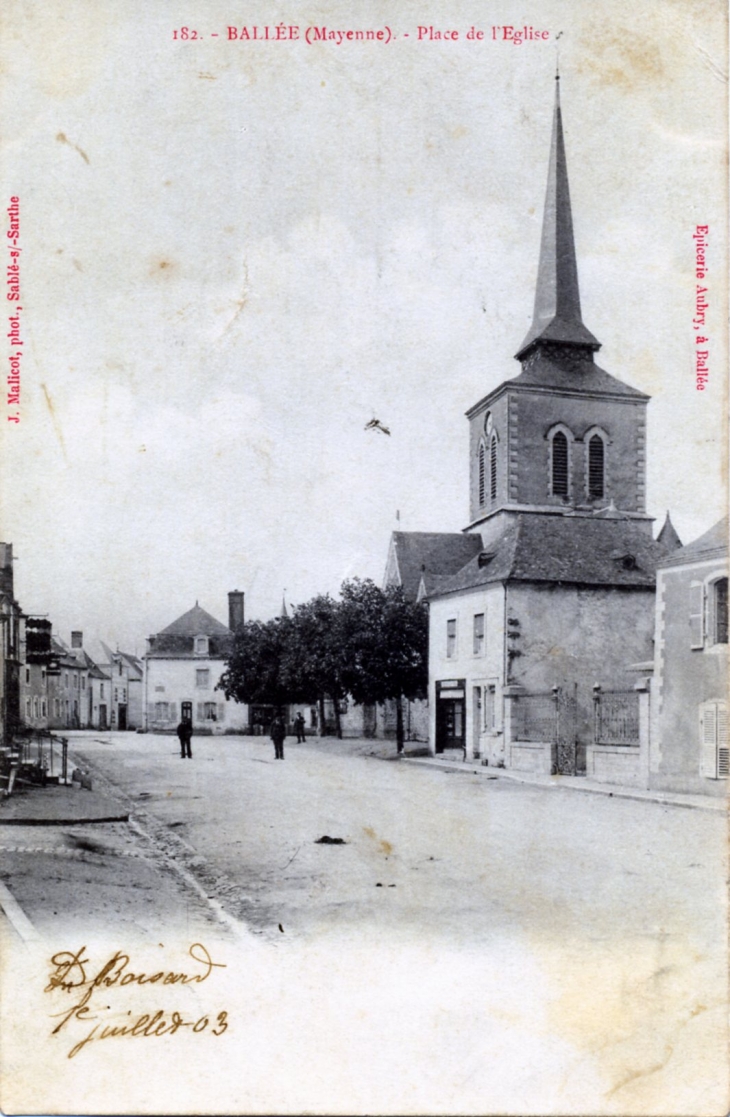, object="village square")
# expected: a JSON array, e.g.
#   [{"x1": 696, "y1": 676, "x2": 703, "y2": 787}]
[{"x1": 0, "y1": 80, "x2": 726, "y2": 1112}]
